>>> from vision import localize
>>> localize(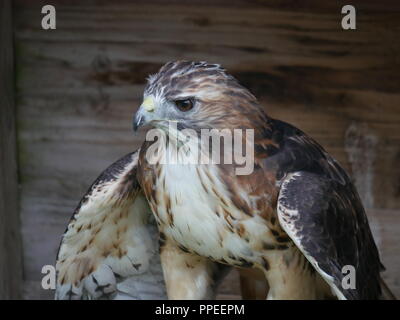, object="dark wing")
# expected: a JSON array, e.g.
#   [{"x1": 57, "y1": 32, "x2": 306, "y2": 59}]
[
  {"x1": 277, "y1": 171, "x2": 382, "y2": 299},
  {"x1": 270, "y1": 120, "x2": 383, "y2": 300},
  {"x1": 55, "y1": 150, "x2": 166, "y2": 300}
]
